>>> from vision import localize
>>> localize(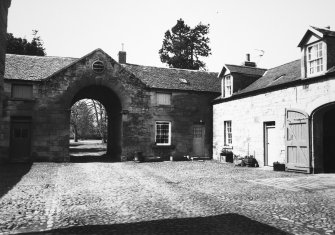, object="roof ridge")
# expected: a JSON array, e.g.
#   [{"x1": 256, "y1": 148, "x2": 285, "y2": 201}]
[
  {"x1": 123, "y1": 63, "x2": 217, "y2": 74},
  {"x1": 310, "y1": 25, "x2": 335, "y2": 33},
  {"x1": 224, "y1": 63, "x2": 267, "y2": 71},
  {"x1": 6, "y1": 53, "x2": 78, "y2": 60}
]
